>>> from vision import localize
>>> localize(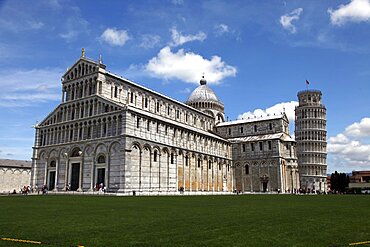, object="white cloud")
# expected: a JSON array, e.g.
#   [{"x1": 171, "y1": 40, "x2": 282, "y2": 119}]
[
  {"x1": 329, "y1": 0, "x2": 370, "y2": 26},
  {"x1": 169, "y1": 27, "x2": 206, "y2": 47},
  {"x1": 237, "y1": 101, "x2": 298, "y2": 123},
  {"x1": 214, "y1": 24, "x2": 229, "y2": 36},
  {"x1": 145, "y1": 46, "x2": 236, "y2": 84},
  {"x1": 139, "y1": 34, "x2": 161, "y2": 49},
  {"x1": 328, "y1": 117, "x2": 370, "y2": 172},
  {"x1": 280, "y1": 8, "x2": 303, "y2": 33},
  {"x1": 344, "y1": 117, "x2": 370, "y2": 137},
  {"x1": 101, "y1": 28, "x2": 130, "y2": 46},
  {"x1": 0, "y1": 68, "x2": 62, "y2": 107},
  {"x1": 328, "y1": 133, "x2": 349, "y2": 144}
]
